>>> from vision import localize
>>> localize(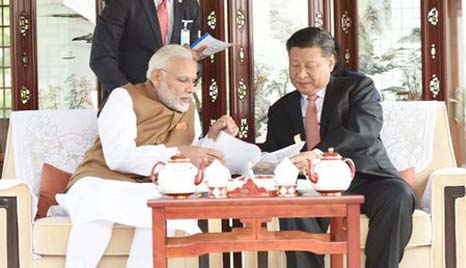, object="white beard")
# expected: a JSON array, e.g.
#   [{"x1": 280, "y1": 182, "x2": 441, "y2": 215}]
[{"x1": 157, "y1": 86, "x2": 190, "y2": 112}]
